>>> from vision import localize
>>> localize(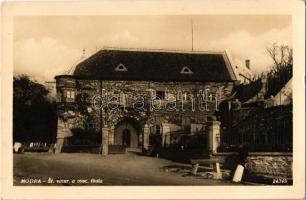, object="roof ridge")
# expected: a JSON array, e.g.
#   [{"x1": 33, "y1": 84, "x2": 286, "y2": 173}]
[{"x1": 101, "y1": 46, "x2": 225, "y2": 55}]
